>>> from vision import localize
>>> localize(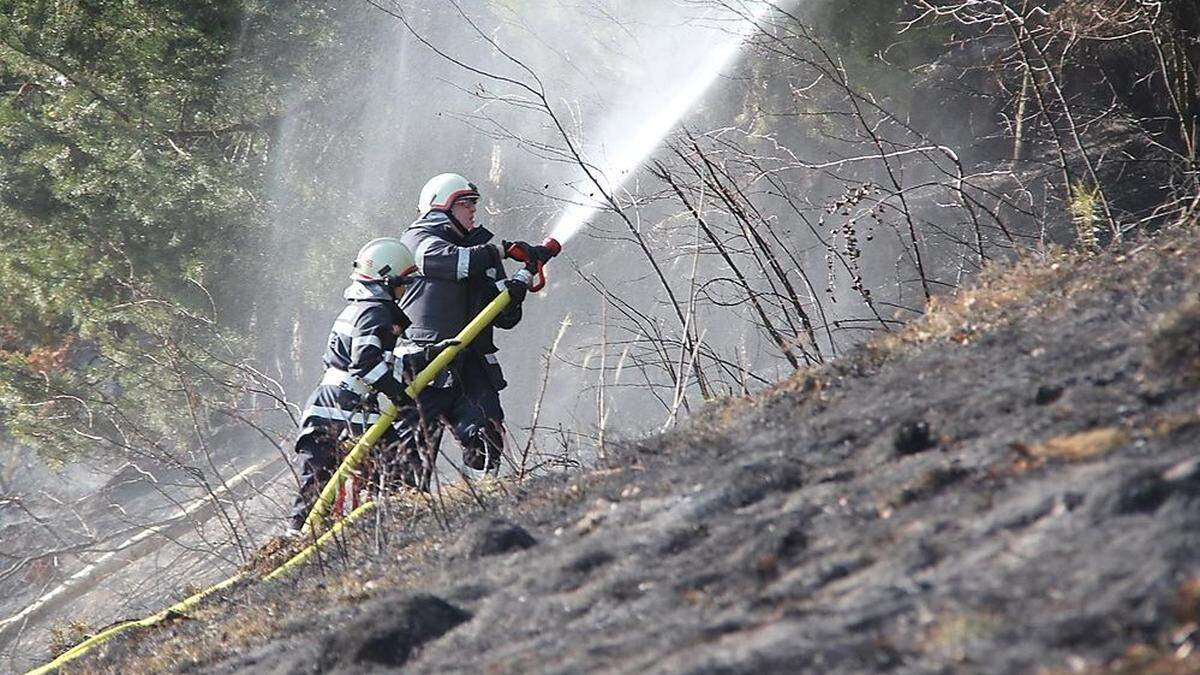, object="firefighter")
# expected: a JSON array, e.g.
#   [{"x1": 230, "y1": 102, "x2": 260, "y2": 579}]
[
  {"x1": 394, "y1": 172, "x2": 534, "y2": 480},
  {"x1": 288, "y1": 237, "x2": 455, "y2": 532}
]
